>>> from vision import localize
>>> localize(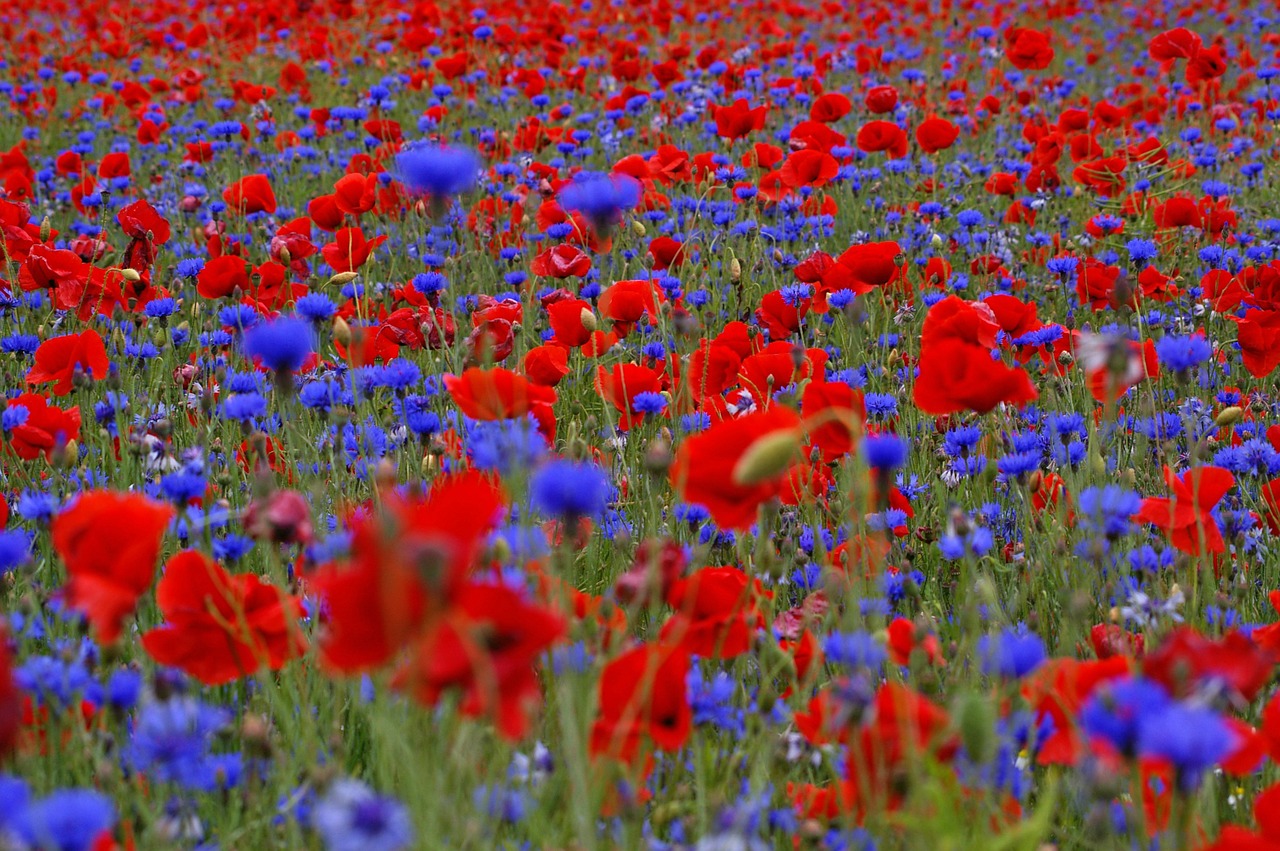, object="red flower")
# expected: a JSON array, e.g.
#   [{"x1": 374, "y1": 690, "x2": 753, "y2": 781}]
[
  {"x1": 26, "y1": 330, "x2": 109, "y2": 396},
  {"x1": 0, "y1": 625, "x2": 19, "y2": 757},
  {"x1": 595, "y1": 363, "x2": 663, "y2": 430},
  {"x1": 913, "y1": 298, "x2": 1038, "y2": 414},
  {"x1": 313, "y1": 472, "x2": 506, "y2": 673},
  {"x1": 914, "y1": 117, "x2": 959, "y2": 154},
  {"x1": 1148, "y1": 28, "x2": 1202, "y2": 62},
  {"x1": 1004, "y1": 26, "x2": 1054, "y2": 70},
  {"x1": 142, "y1": 550, "x2": 306, "y2": 685},
  {"x1": 197, "y1": 255, "x2": 252, "y2": 299},
  {"x1": 4, "y1": 393, "x2": 81, "y2": 461},
  {"x1": 321, "y1": 226, "x2": 387, "y2": 273},
  {"x1": 669, "y1": 406, "x2": 803, "y2": 530},
  {"x1": 801, "y1": 380, "x2": 864, "y2": 458},
  {"x1": 547, "y1": 298, "x2": 597, "y2": 348},
  {"x1": 1230, "y1": 309, "x2": 1280, "y2": 378},
  {"x1": 1133, "y1": 465, "x2": 1233, "y2": 556},
  {"x1": 599, "y1": 279, "x2": 663, "y2": 334},
  {"x1": 864, "y1": 85, "x2": 898, "y2": 113},
  {"x1": 18, "y1": 244, "x2": 87, "y2": 296},
  {"x1": 711, "y1": 99, "x2": 767, "y2": 141},
  {"x1": 222, "y1": 173, "x2": 278, "y2": 215},
  {"x1": 660, "y1": 566, "x2": 767, "y2": 659},
  {"x1": 530, "y1": 243, "x2": 591, "y2": 278},
  {"x1": 523, "y1": 344, "x2": 571, "y2": 387},
  {"x1": 855, "y1": 120, "x2": 908, "y2": 158},
  {"x1": 1143, "y1": 627, "x2": 1273, "y2": 703},
  {"x1": 809, "y1": 92, "x2": 851, "y2": 123},
  {"x1": 393, "y1": 582, "x2": 565, "y2": 740},
  {"x1": 52, "y1": 490, "x2": 173, "y2": 644},
  {"x1": 590, "y1": 642, "x2": 692, "y2": 762},
  {"x1": 445, "y1": 367, "x2": 557, "y2": 438},
  {"x1": 780, "y1": 149, "x2": 838, "y2": 189}
]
